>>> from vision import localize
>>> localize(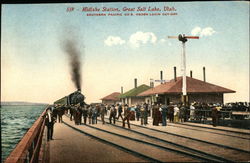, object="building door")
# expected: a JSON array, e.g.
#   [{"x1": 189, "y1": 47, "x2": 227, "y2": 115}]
[{"x1": 167, "y1": 98, "x2": 170, "y2": 105}]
